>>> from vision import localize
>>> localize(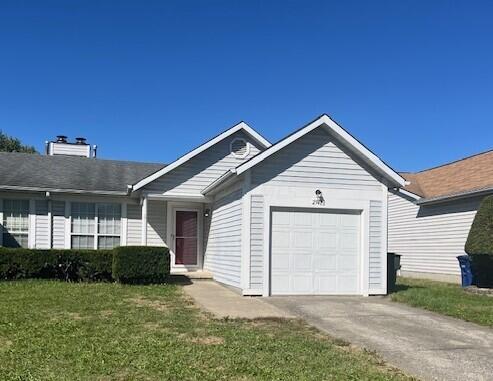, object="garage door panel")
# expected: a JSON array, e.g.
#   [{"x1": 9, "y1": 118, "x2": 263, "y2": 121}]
[
  {"x1": 271, "y1": 253, "x2": 290, "y2": 270},
  {"x1": 313, "y1": 254, "x2": 336, "y2": 270},
  {"x1": 337, "y1": 274, "x2": 359, "y2": 293},
  {"x1": 293, "y1": 252, "x2": 312, "y2": 270},
  {"x1": 319, "y1": 213, "x2": 338, "y2": 227},
  {"x1": 271, "y1": 230, "x2": 290, "y2": 248},
  {"x1": 272, "y1": 211, "x2": 291, "y2": 225},
  {"x1": 271, "y1": 274, "x2": 290, "y2": 294},
  {"x1": 293, "y1": 231, "x2": 313, "y2": 248},
  {"x1": 291, "y1": 275, "x2": 313, "y2": 293},
  {"x1": 316, "y1": 276, "x2": 337, "y2": 293},
  {"x1": 271, "y1": 209, "x2": 360, "y2": 295},
  {"x1": 317, "y1": 231, "x2": 337, "y2": 249},
  {"x1": 341, "y1": 214, "x2": 359, "y2": 227}
]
